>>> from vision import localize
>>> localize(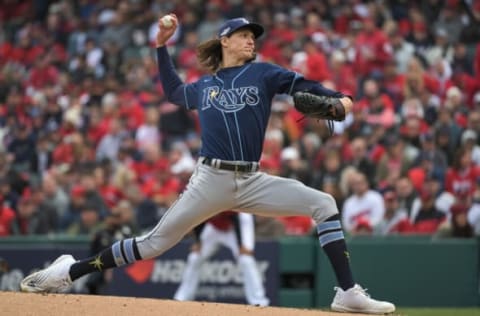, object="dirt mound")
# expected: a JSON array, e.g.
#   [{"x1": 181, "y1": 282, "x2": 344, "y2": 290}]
[{"x1": 1, "y1": 292, "x2": 372, "y2": 316}]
